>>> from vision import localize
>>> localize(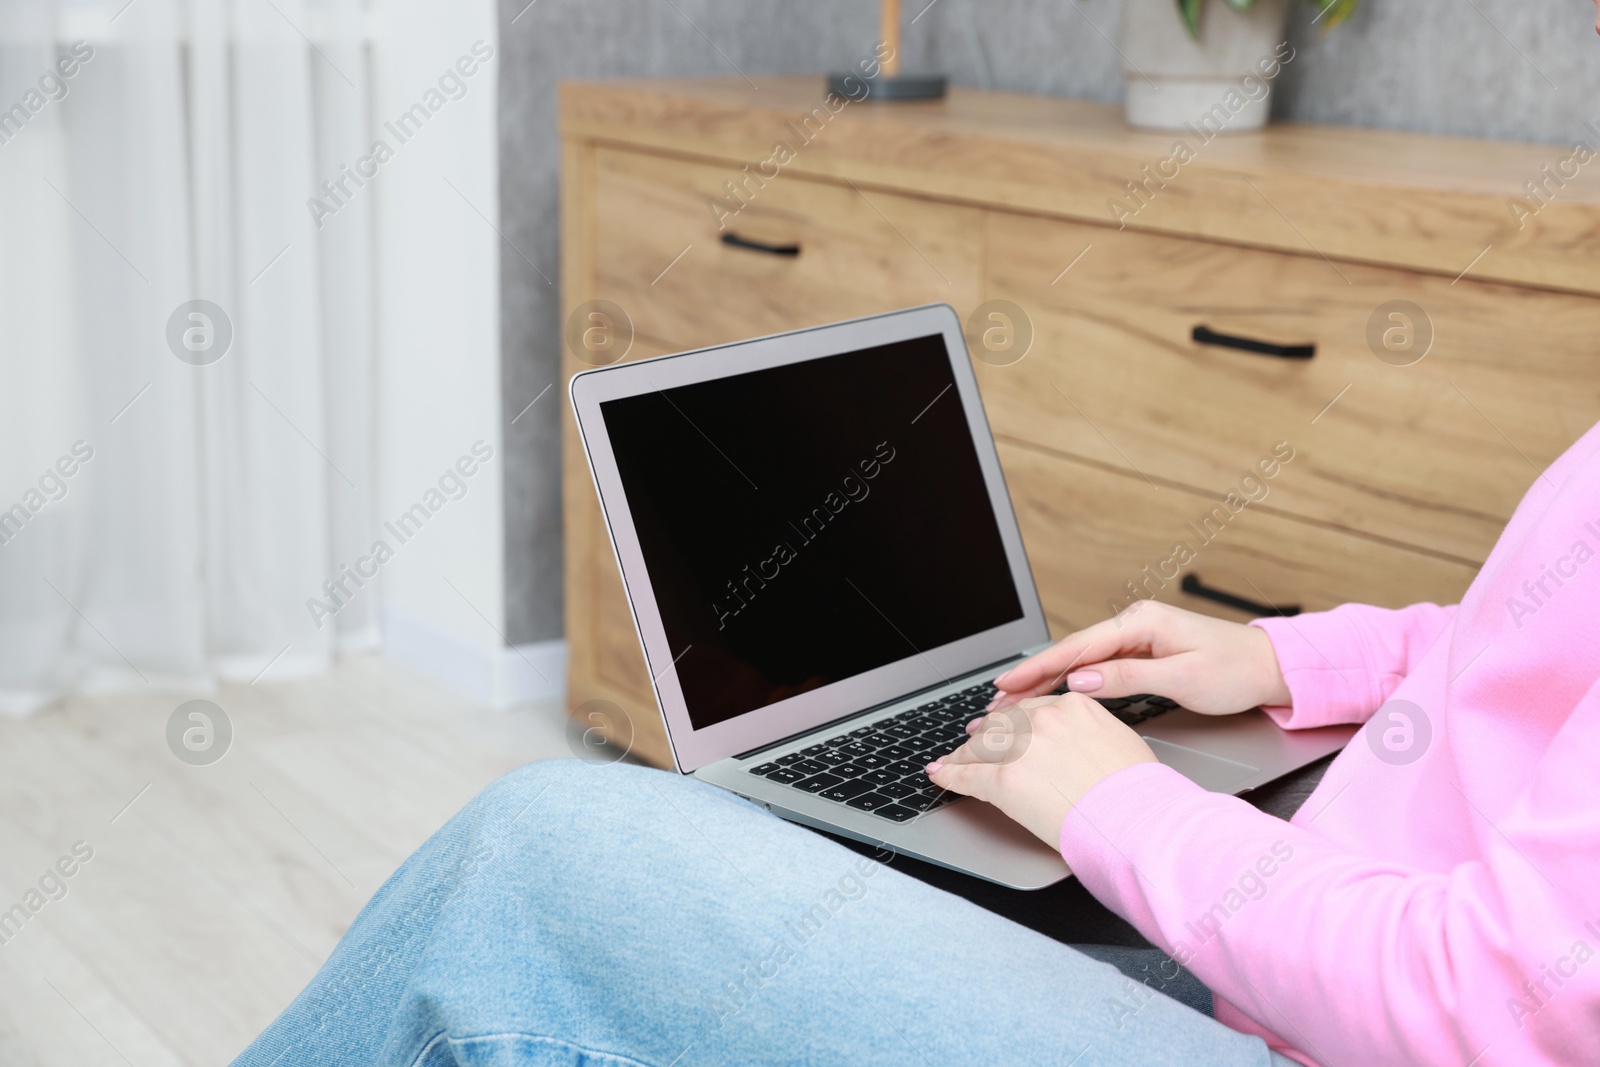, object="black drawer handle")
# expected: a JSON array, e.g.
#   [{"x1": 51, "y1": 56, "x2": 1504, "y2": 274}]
[
  {"x1": 1181, "y1": 574, "x2": 1301, "y2": 617},
  {"x1": 1192, "y1": 325, "x2": 1315, "y2": 360},
  {"x1": 720, "y1": 232, "x2": 801, "y2": 257}
]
